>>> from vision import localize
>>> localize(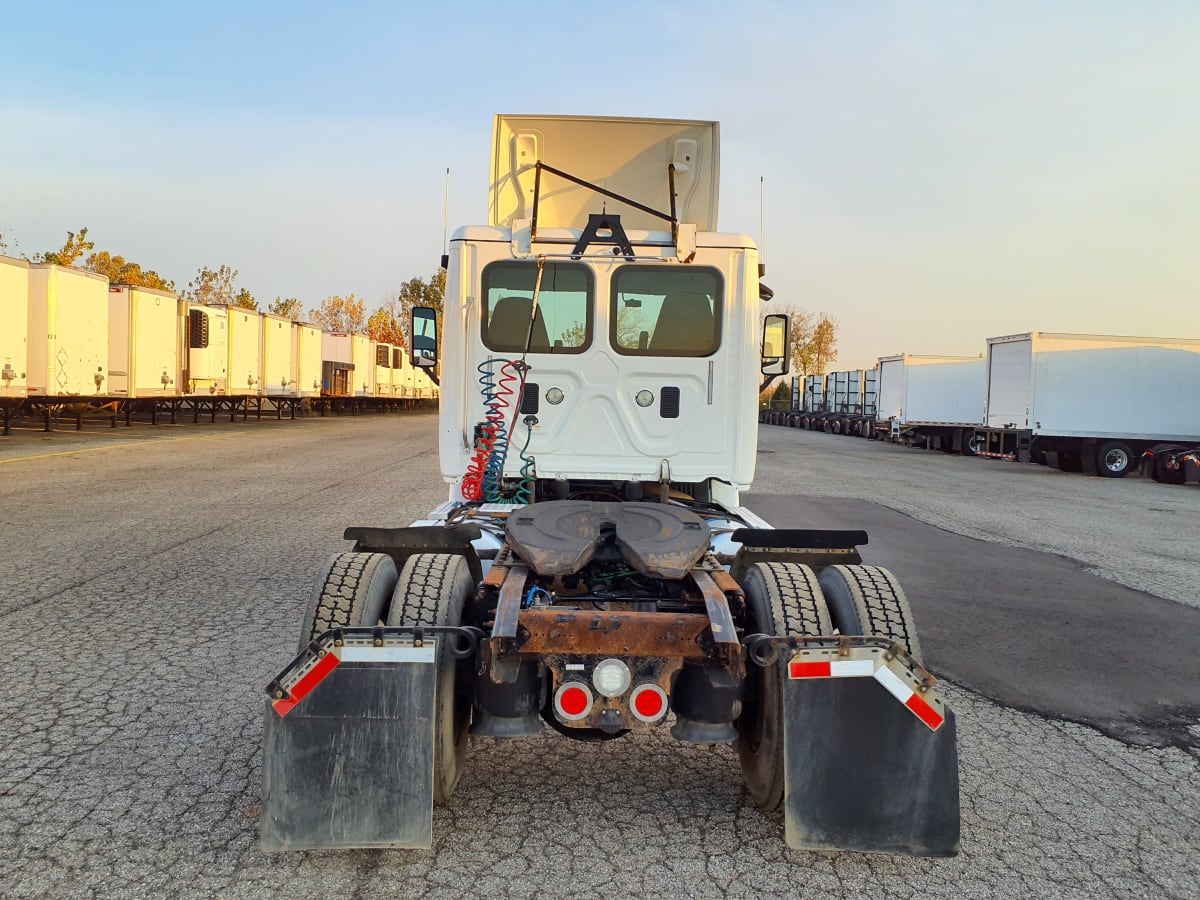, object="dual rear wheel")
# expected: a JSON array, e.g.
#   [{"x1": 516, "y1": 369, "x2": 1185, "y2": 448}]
[
  {"x1": 735, "y1": 561, "x2": 922, "y2": 810},
  {"x1": 301, "y1": 551, "x2": 473, "y2": 804}
]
